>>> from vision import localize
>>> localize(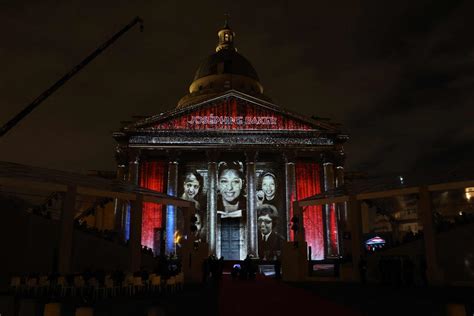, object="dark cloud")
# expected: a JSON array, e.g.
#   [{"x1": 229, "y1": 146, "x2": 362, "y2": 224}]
[{"x1": 0, "y1": 0, "x2": 472, "y2": 177}]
